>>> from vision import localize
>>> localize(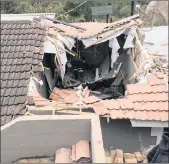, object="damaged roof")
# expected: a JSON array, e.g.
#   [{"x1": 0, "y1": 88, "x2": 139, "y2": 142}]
[
  {"x1": 40, "y1": 14, "x2": 142, "y2": 39},
  {"x1": 44, "y1": 73, "x2": 168, "y2": 122},
  {"x1": 93, "y1": 73, "x2": 168, "y2": 121},
  {"x1": 1, "y1": 20, "x2": 46, "y2": 126}
]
